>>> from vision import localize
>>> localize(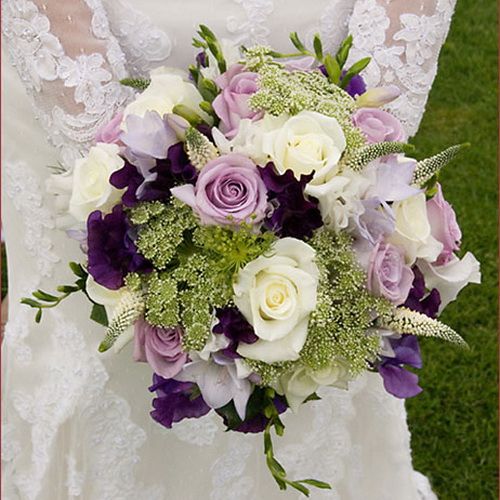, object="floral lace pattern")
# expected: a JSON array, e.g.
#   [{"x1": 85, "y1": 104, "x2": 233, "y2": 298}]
[
  {"x1": 2, "y1": 0, "x2": 131, "y2": 169},
  {"x1": 227, "y1": 0, "x2": 274, "y2": 45},
  {"x1": 347, "y1": 0, "x2": 457, "y2": 136}
]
